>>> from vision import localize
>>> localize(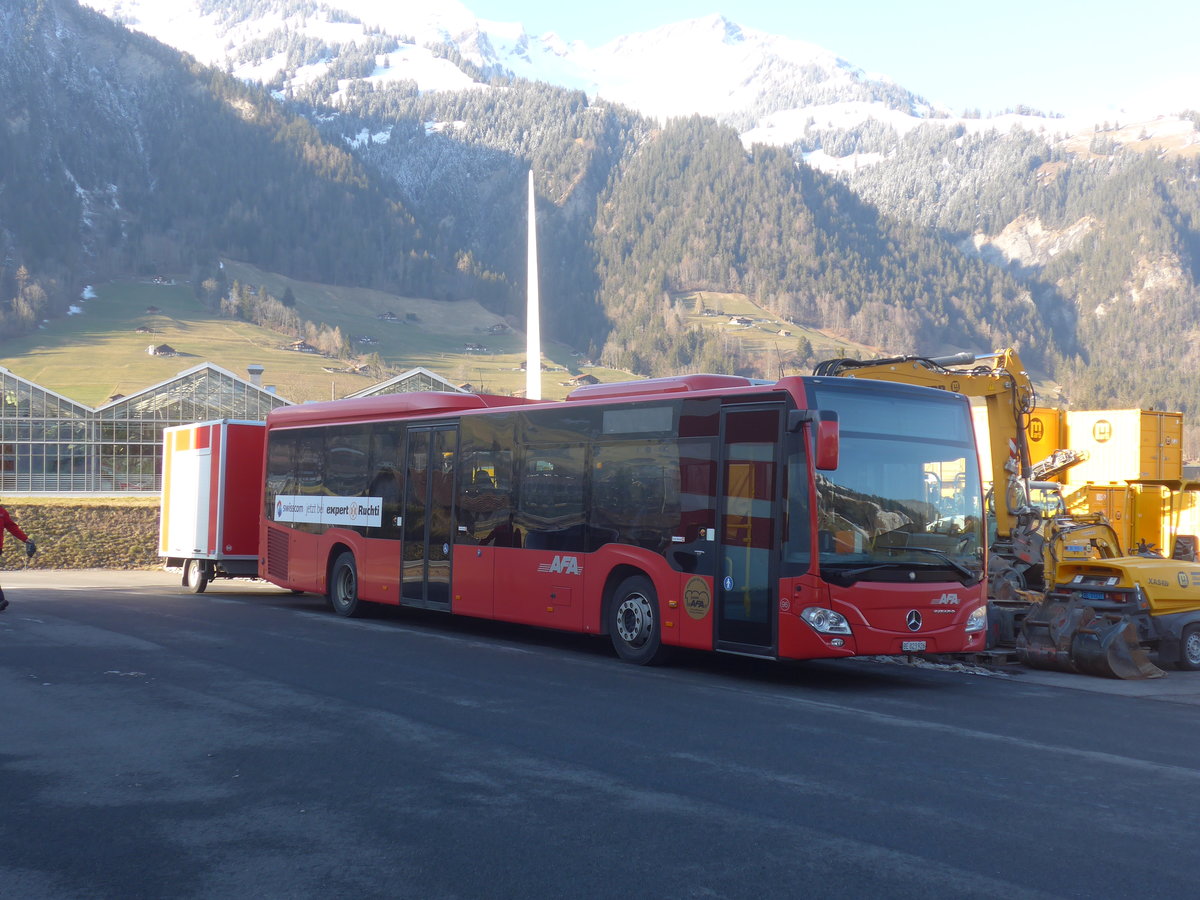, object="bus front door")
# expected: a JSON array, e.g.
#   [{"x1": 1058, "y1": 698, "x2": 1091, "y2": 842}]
[
  {"x1": 401, "y1": 425, "x2": 457, "y2": 610},
  {"x1": 715, "y1": 406, "x2": 781, "y2": 656}
]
